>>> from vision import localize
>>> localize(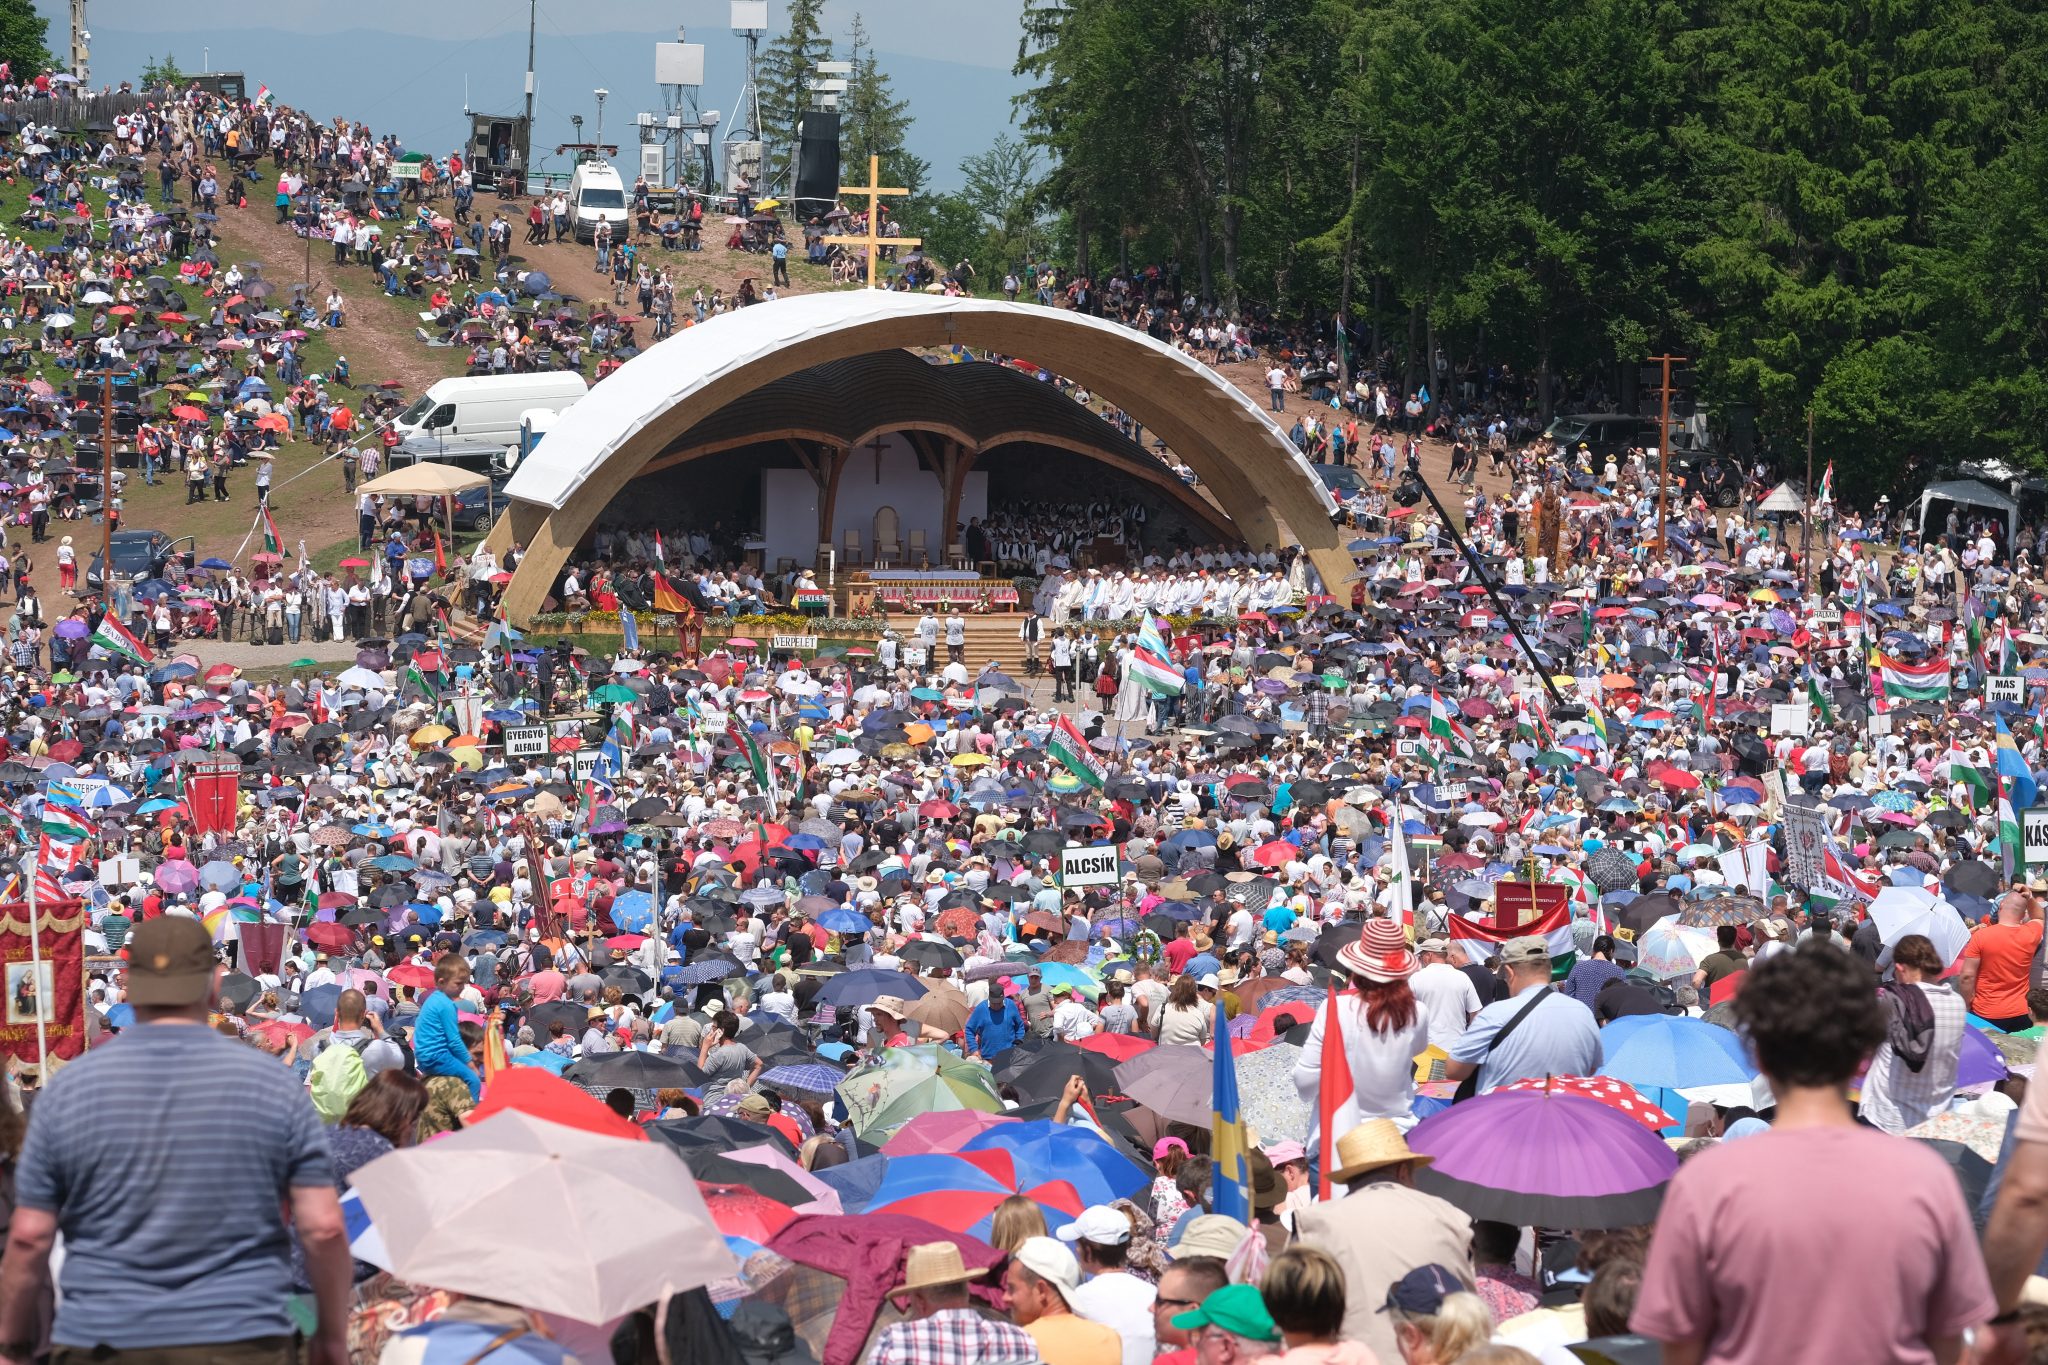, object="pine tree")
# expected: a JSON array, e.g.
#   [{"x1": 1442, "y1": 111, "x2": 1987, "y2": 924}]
[
  {"x1": 757, "y1": 0, "x2": 833, "y2": 182},
  {"x1": 839, "y1": 13, "x2": 914, "y2": 187}
]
